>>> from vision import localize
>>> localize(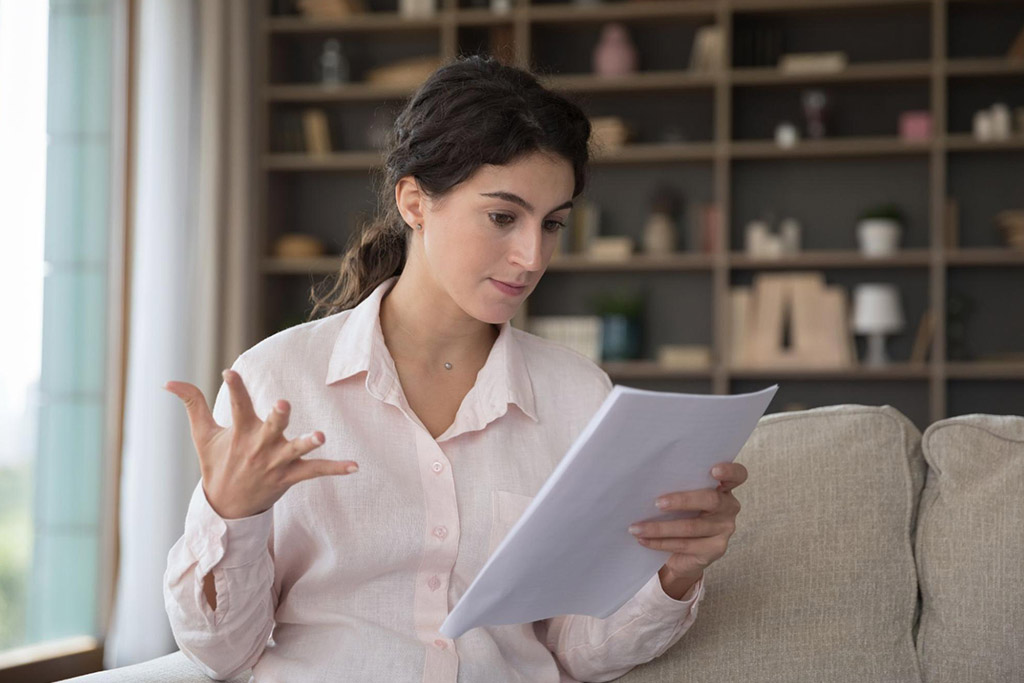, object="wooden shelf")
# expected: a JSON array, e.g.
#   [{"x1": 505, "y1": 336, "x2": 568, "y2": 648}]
[
  {"x1": 946, "y1": 362, "x2": 1024, "y2": 380},
  {"x1": 729, "y1": 364, "x2": 932, "y2": 380},
  {"x1": 265, "y1": 13, "x2": 442, "y2": 33},
  {"x1": 548, "y1": 253, "x2": 715, "y2": 272},
  {"x1": 945, "y1": 248, "x2": 1024, "y2": 266},
  {"x1": 729, "y1": 249, "x2": 932, "y2": 269},
  {"x1": 944, "y1": 133, "x2": 1024, "y2": 152},
  {"x1": 265, "y1": 83, "x2": 416, "y2": 102},
  {"x1": 731, "y1": 60, "x2": 932, "y2": 86},
  {"x1": 729, "y1": 0, "x2": 929, "y2": 12},
  {"x1": 730, "y1": 136, "x2": 933, "y2": 159},
  {"x1": 266, "y1": 134, "x2": 1017, "y2": 170},
  {"x1": 528, "y1": 0, "x2": 717, "y2": 23},
  {"x1": 263, "y1": 257, "x2": 343, "y2": 275},
  {"x1": 263, "y1": 248, "x2": 1024, "y2": 276},
  {"x1": 257, "y1": 0, "x2": 1024, "y2": 426},
  {"x1": 945, "y1": 58, "x2": 1024, "y2": 77},
  {"x1": 539, "y1": 70, "x2": 717, "y2": 93}
]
